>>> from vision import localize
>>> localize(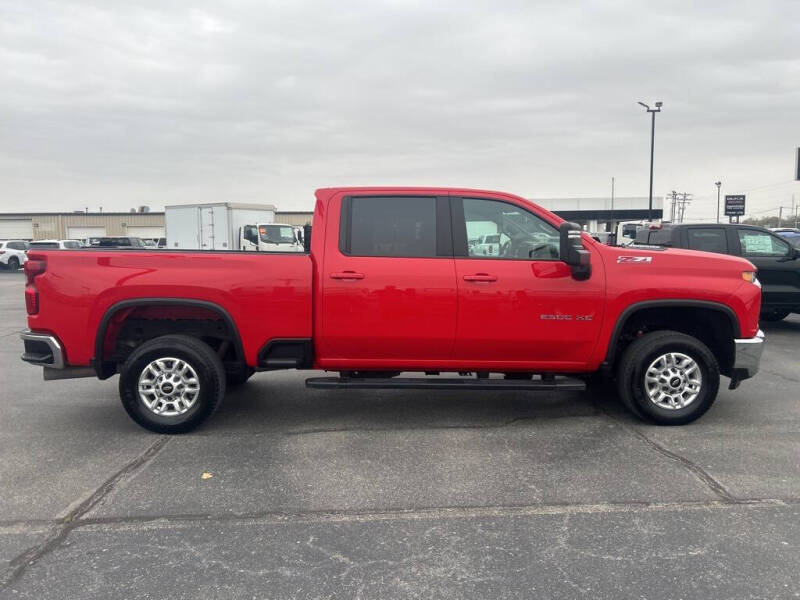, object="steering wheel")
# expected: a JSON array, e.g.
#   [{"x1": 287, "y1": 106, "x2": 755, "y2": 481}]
[{"x1": 528, "y1": 242, "x2": 556, "y2": 260}]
